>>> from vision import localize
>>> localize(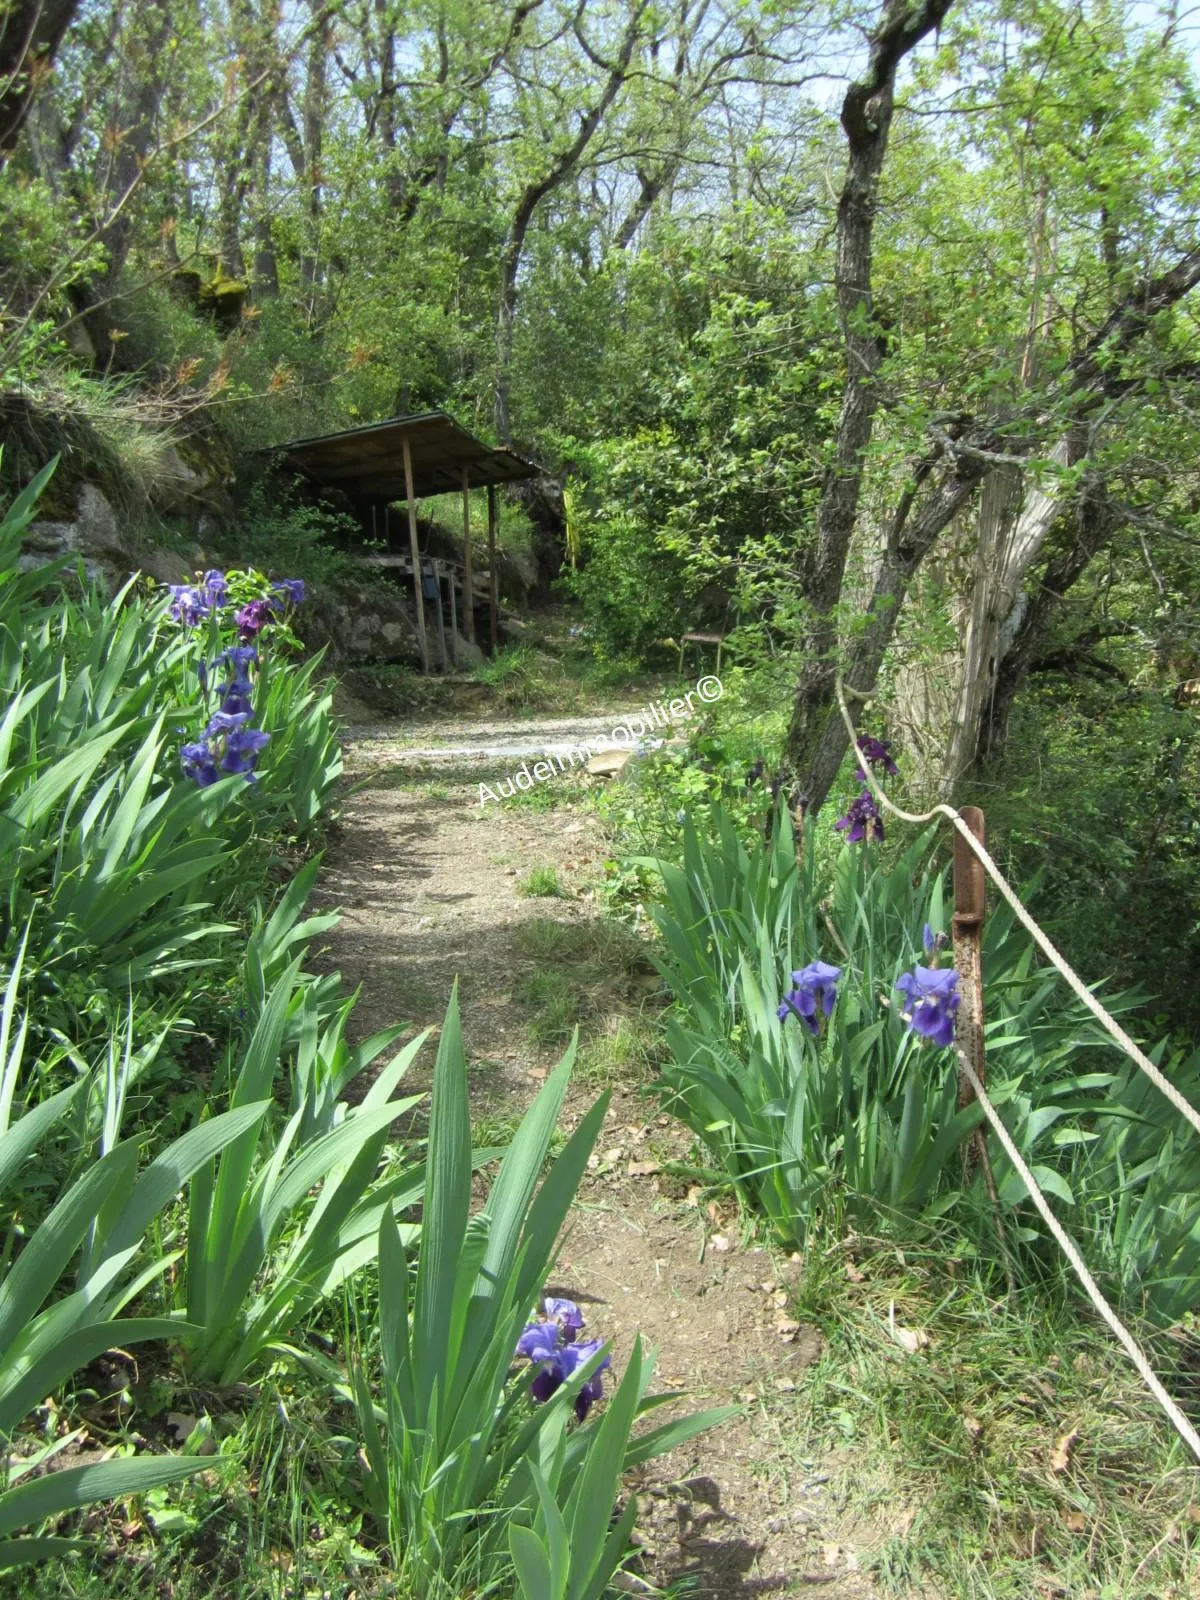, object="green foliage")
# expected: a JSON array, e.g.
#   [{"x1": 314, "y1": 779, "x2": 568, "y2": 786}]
[
  {"x1": 0, "y1": 467, "x2": 342, "y2": 1047},
  {"x1": 794, "y1": 1233, "x2": 1200, "y2": 1600},
  {"x1": 345, "y1": 989, "x2": 734, "y2": 1597},
  {"x1": 644, "y1": 804, "x2": 1199, "y2": 1319},
  {"x1": 230, "y1": 480, "x2": 361, "y2": 593},
  {"x1": 178, "y1": 960, "x2": 426, "y2": 1385},
  {"x1": 519, "y1": 866, "x2": 565, "y2": 899},
  {"x1": 992, "y1": 674, "x2": 1200, "y2": 1036}
]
